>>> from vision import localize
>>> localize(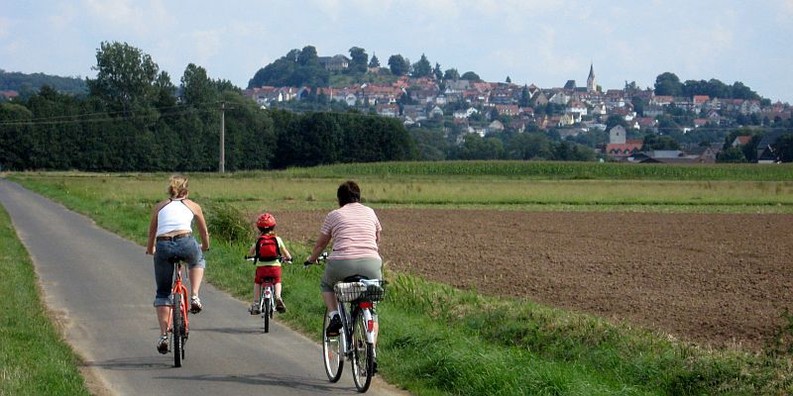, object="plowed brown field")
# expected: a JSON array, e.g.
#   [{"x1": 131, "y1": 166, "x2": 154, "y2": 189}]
[{"x1": 276, "y1": 209, "x2": 793, "y2": 352}]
